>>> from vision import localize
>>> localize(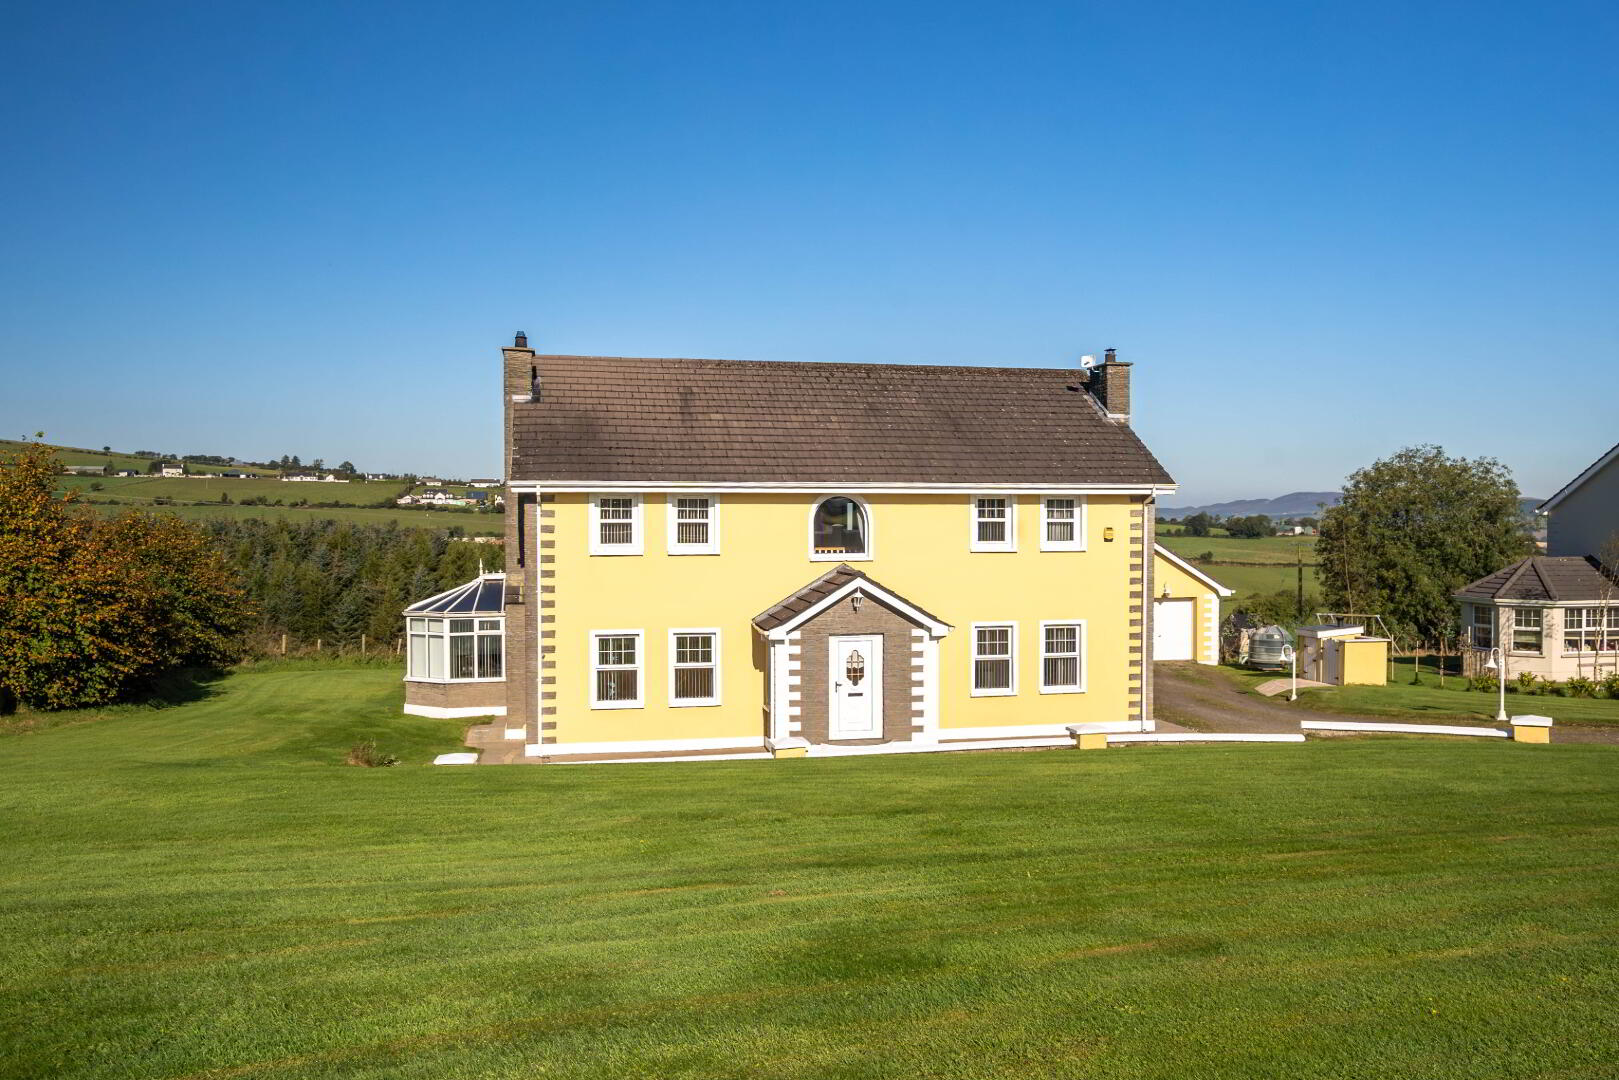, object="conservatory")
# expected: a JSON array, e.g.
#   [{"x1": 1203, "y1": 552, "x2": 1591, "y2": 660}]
[{"x1": 401, "y1": 573, "x2": 508, "y2": 719}]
